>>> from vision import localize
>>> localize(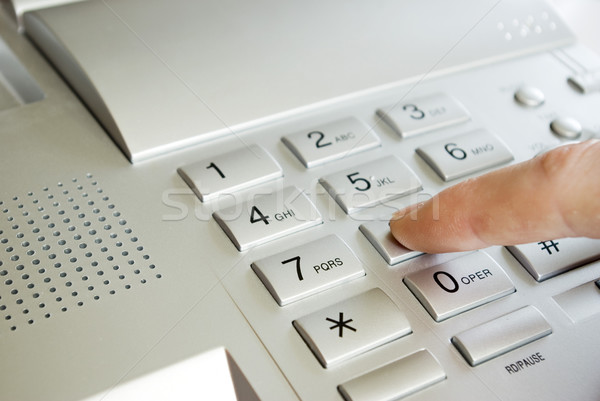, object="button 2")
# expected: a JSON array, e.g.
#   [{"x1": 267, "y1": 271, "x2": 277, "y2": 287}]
[
  {"x1": 213, "y1": 186, "x2": 322, "y2": 251},
  {"x1": 404, "y1": 252, "x2": 515, "y2": 322},
  {"x1": 251, "y1": 235, "x2": 365, "y2": 306},
  {"x1": 281, "y1": 117, "x2": 380, "y2": 168}
]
